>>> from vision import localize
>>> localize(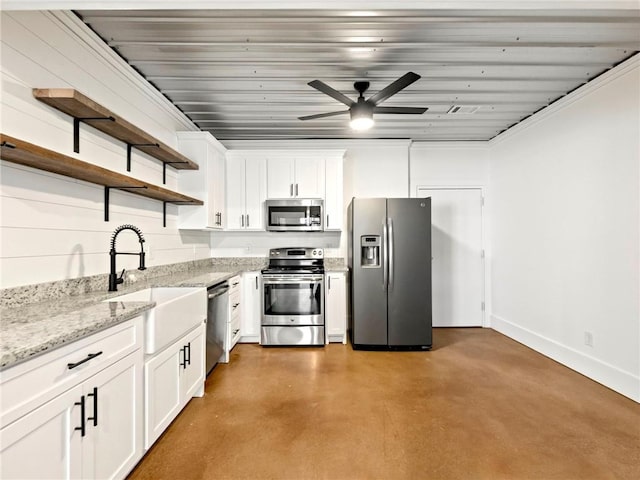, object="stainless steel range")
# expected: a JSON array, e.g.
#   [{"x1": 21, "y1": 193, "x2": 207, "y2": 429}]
[{"x1": 261, "y1": 247, "x2": 325, "y2": 346}]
